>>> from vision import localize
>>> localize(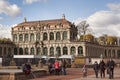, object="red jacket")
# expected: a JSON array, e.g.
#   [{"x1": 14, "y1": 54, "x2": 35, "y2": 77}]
[{"x1": 54, "y1": 61, "x2": 59, "y2": 69}]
